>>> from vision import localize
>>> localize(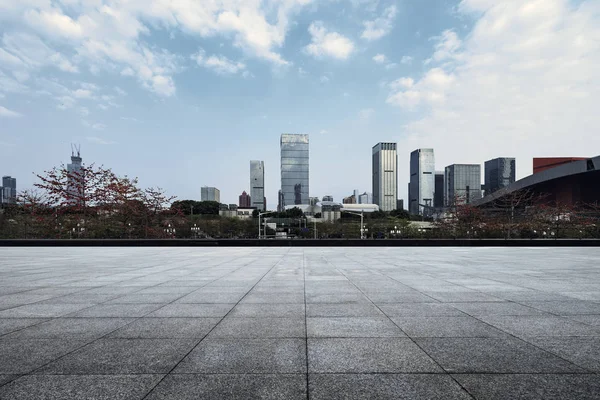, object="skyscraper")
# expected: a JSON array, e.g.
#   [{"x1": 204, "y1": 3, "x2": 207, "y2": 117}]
[
  {"x1": 280, "y1": 134, "x2": 309, "y2": 207},
  {"x1": 408, "y1": 149, "x2": 435, "y2": 215},
  {"x1": 322, "y1": 195, "x2": 333, "y2": 202},
  {"x1": 372, "y1": 142, "x2": 398, "y2": 211},
  {"x1": 250, "y1": 160, "x2": 265, "y2": 211},
  {"x1": 358, "y1": 192, "x2": 373, "y2": 204},
  {"x1": 67, "y1": 145, "x2": 83, "y2": 205},
  {"x1": 201, "y1": 187, "x2": 220, "y2": 202},
  {"x1": 445, "y1": 164, "x2": 482, "y2": 206},
  {"x1": 434, "y1": 171, "x2": 444, "y2": 208},
  {"x1": 484, "y1": 157, "x2": 516, "y2": 195},
  {"x1": 0, "y1": 176, "x2": 16, "y2": 205},
  {"x1": 239, "y1": 191, "x2": 251, "y2": 208}
]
